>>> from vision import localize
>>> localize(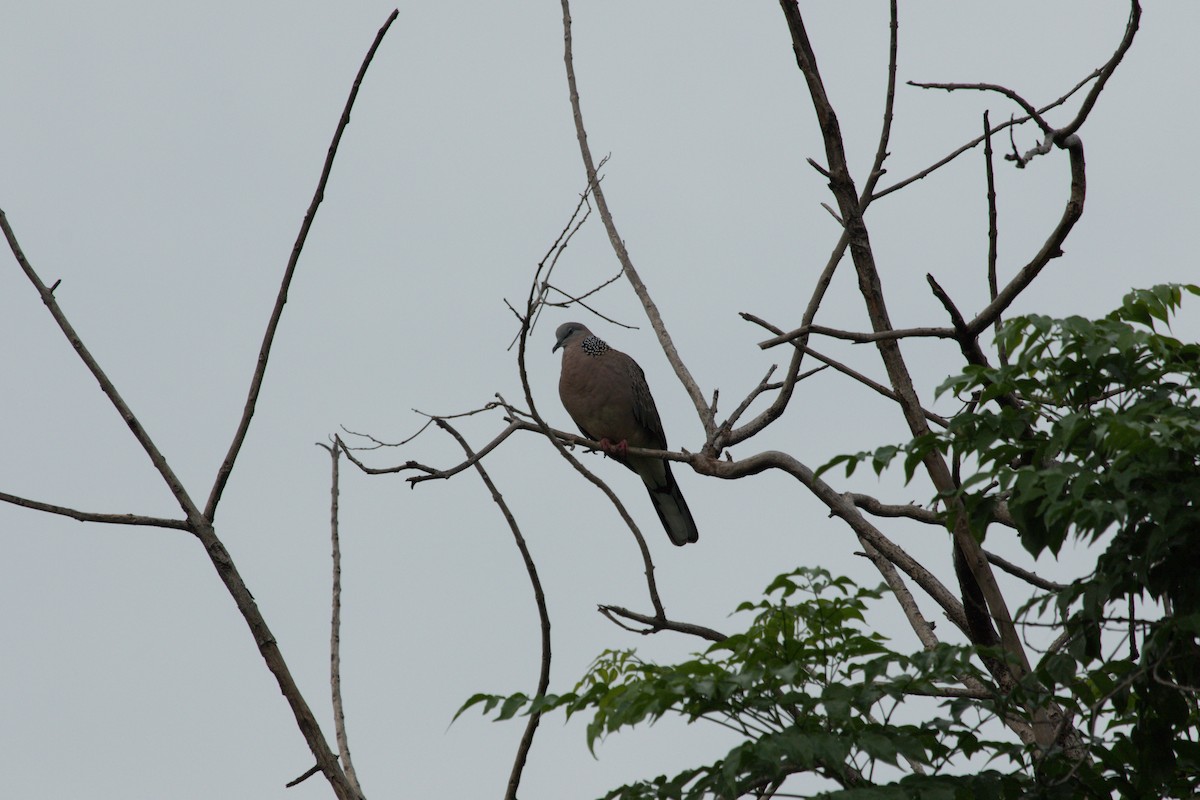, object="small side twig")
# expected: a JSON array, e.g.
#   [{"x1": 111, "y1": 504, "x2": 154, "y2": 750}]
[
  {"x1": 0, "y1": 491, "x2": 190, "y2": 530},
  {"x1": 597, "y1": 605, "x2": 727, "y2": 643}
]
